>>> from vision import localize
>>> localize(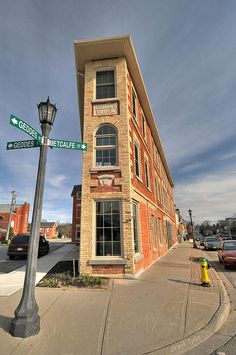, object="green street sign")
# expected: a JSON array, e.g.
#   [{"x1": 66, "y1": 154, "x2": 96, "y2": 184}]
[
  {"x1": 49, "y1": 139, "x2": 88, "y2": 151},
  {"x1": 6, "y1": 140, "x2": 41, "y2": 150},
  {"x1": 9, "y1": 114, "x2": 42, "y2": 142}
]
